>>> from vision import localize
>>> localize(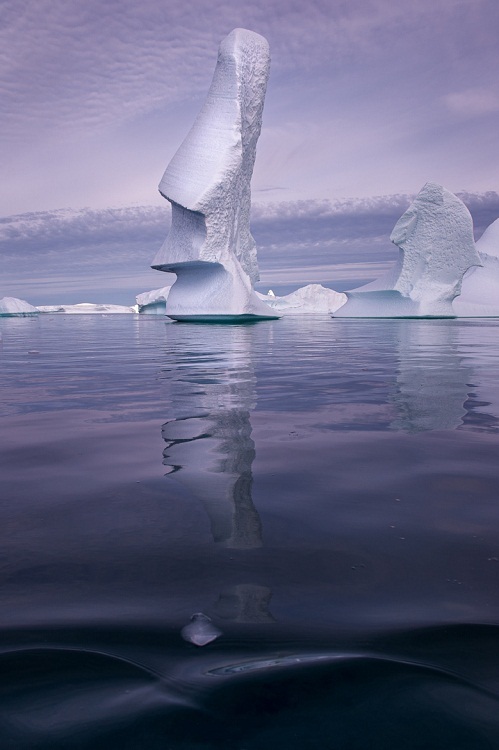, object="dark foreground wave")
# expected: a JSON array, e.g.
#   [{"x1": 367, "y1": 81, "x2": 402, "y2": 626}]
[
  {"x1": 1, "y1": 623, "x2": 499, "y2": 749},
  {"x1": 3, "y1": 317, "x2": 499, "y2": 748}
]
